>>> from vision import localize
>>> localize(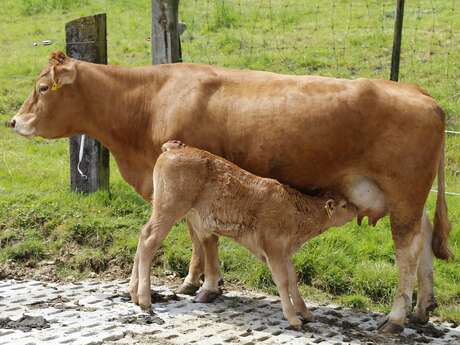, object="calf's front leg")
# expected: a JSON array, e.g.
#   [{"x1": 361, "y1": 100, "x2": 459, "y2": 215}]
[
  {"x1": 287, "y1": 259, "x2": 315, "y2": 322},
  {"x1": 267, "y1": 255, "x2": 302, "y2": 330}
]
